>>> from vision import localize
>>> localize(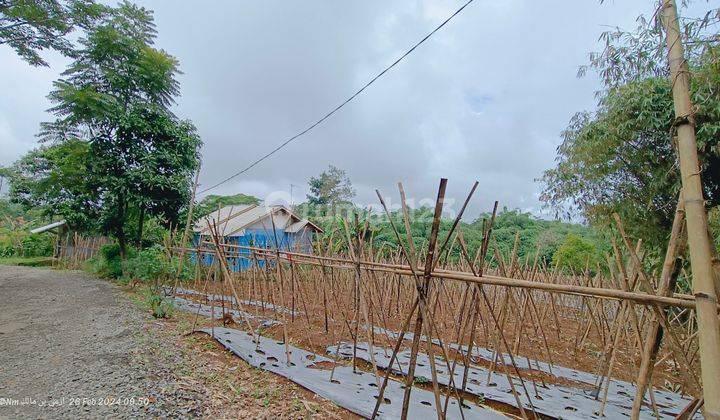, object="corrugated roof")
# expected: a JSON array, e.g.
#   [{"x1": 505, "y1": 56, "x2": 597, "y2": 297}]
[
  {"x1": 285, "y1": 220, "x2": 309, "y2": 233},
  {"x1": 194, "y1": 204, "x2": 322, "y2": 236},
  {"x1": 30, "y1": 220, "x2": 66, "y2": 234},
  {"x1": 194, "y1": 204, "x2": 257, "y2": 235}
]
